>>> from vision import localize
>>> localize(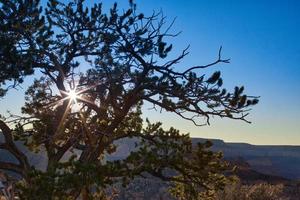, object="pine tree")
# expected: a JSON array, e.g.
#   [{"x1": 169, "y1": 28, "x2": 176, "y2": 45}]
[{"x1": 0, "y1": 0, "x2": 258, "y2": 199}]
